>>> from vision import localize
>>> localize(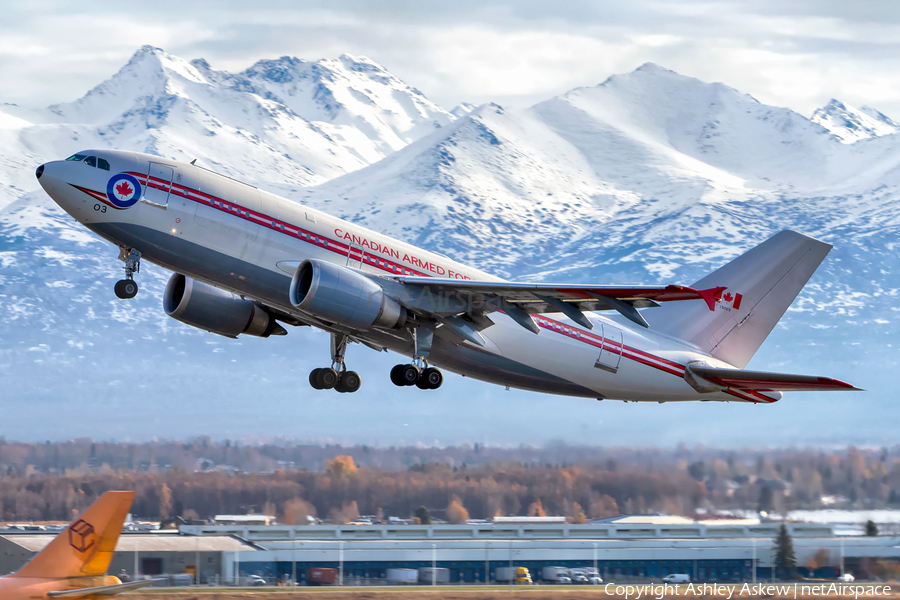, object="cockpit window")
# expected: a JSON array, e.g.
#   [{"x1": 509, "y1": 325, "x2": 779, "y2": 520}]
[
  {"x1": 84, "y1": 156, "x2": 97, "y2": 167},
  {"x1": 65, "y1": 154, "x2": 86, "y2": 162},
  {"x1": 97, "y1": 158, "x2": 110, "y2": 171}
]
